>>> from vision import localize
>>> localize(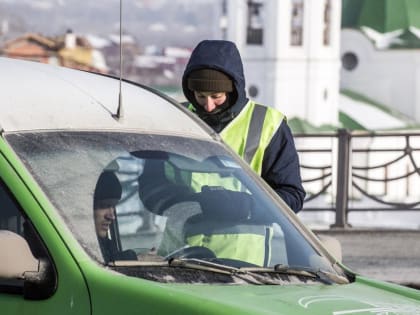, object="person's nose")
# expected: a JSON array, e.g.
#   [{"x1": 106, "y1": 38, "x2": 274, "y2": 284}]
[
  {"x1": 105, "y1": 208, "x2": 115, "y2": 220},
  {"x1": 204, "y1": 97, "x2": 216, "y2": 112}
]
